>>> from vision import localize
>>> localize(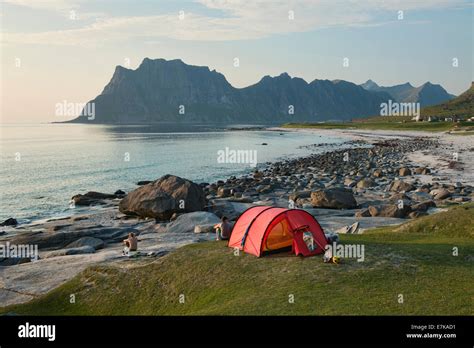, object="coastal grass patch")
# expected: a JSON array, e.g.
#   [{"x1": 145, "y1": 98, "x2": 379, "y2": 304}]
[
  {"x1": 1, "y1": 204, "x2": 473, "y2": 316},
  {"x1": 282, "y1": 120, "x2": 473, "y2": 132}
]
